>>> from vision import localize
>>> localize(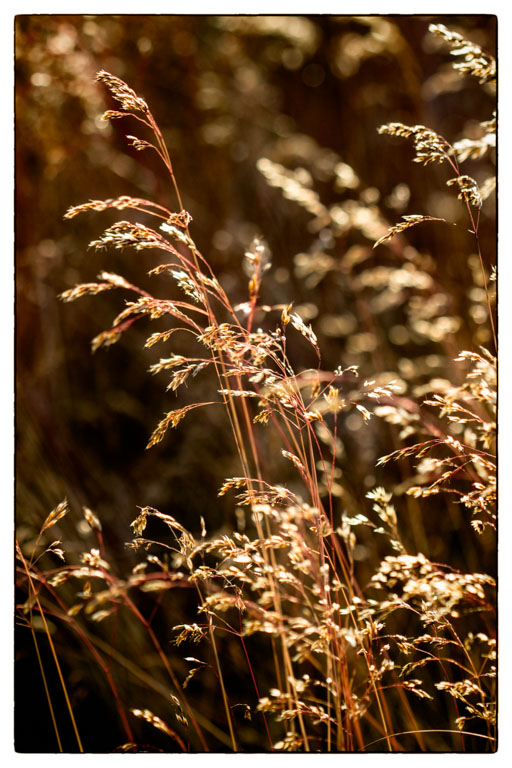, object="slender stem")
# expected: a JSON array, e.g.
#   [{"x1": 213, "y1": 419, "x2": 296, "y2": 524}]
[
  {"x1": 208, "y1": 615, "x2": 238, "y2": 751},
  {"x1": 18, "y1": 544, "x2": 83, "y2": 752},
  {"x1": 465, "y1": 202, "x2": 497, "y2": 351},
  {"x1": 28, "y1": 619, "x2": 63, "y2": 751},
  {"x1": 122, "y1": 593, "x2": 208, "y2": 750}
]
